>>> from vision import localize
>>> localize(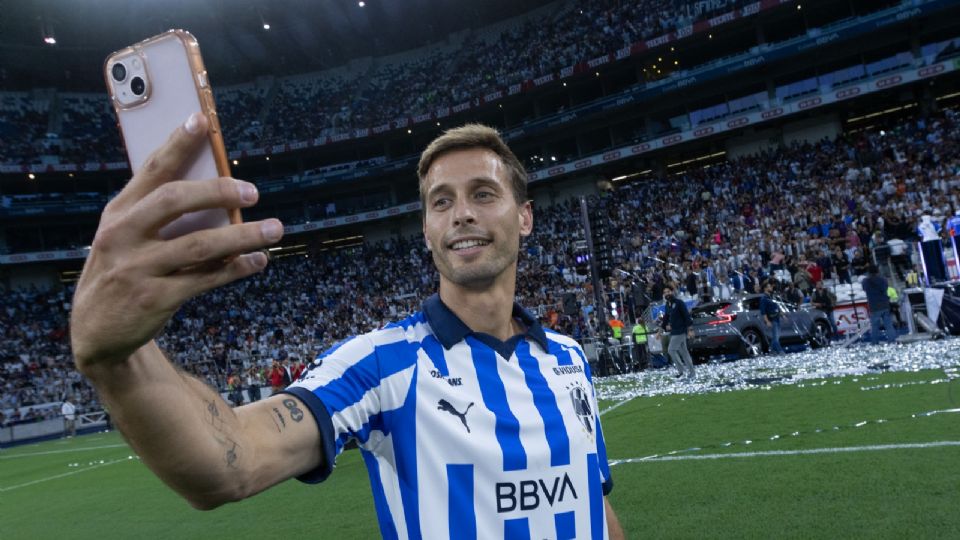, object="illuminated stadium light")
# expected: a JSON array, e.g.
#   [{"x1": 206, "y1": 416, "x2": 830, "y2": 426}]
[
  {"x1": 265, "y1": 156, "x2": 270, "y2": 161},
  {"x1": 562, "y1": 82, "x2": 567, "y2": 86},
  {"x1": 263, "y1": 22, "x2": 271, "y2": 30},
  {"x1": 667, "y1": 151, "x2": 727, "y2": 169},
  {"x1": 407, "y1": 129, "x2": 412, "y2": 134},
  {"x1": 43, "y1": 36, "x2": 56, "y2": 45},
  {"x1": 358, "y1": 1, "x2": 365, "y2": 6},
  {"x1": 28, "y1": 173, "x2": 36, "y2": 180},
  {"x1": 232, "y1": 159, "x2": 239, "y2": 165}
]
